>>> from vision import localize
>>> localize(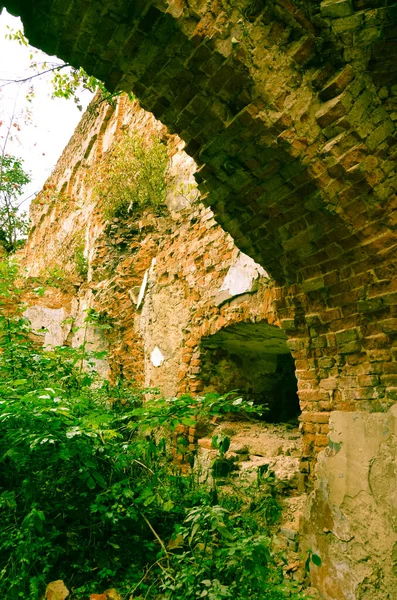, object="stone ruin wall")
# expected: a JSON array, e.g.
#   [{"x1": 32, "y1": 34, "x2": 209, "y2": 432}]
[
  {"x1": 21, "y1": 92, "x2": 397, "y2": 599},
  {"x1": 4, "y1": 0, "x2": 397, "y2": 592},
  {"x1": 23, "y1": 94, "x2": 282, "y2": 398},
  {"x1": 9, "y1": 0, "x2": 397, "y2": 456},
  {"x1": 8, "y1": 0, "x2": 397, "y2": 435}
]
